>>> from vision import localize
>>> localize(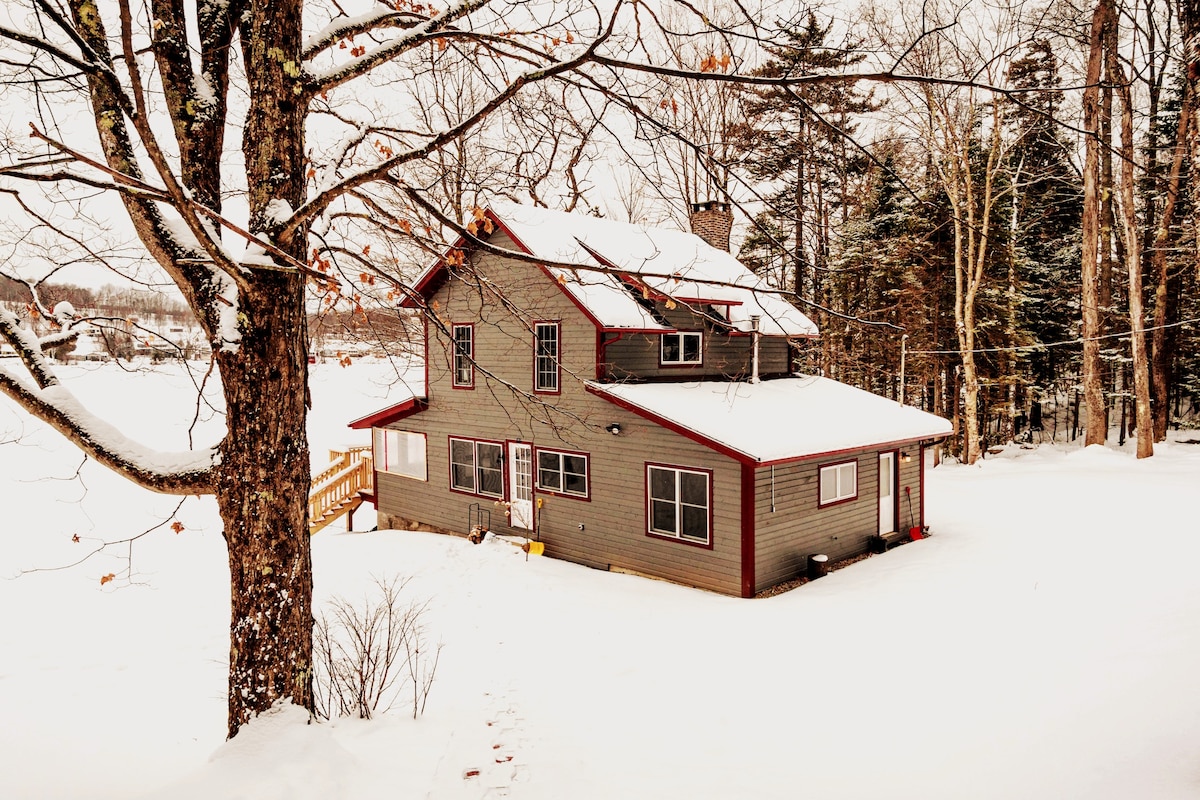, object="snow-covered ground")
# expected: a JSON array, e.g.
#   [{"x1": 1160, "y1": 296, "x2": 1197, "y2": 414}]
[{"x1": 1, "y1": 360, "x2": 1198, "y2": 799}]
